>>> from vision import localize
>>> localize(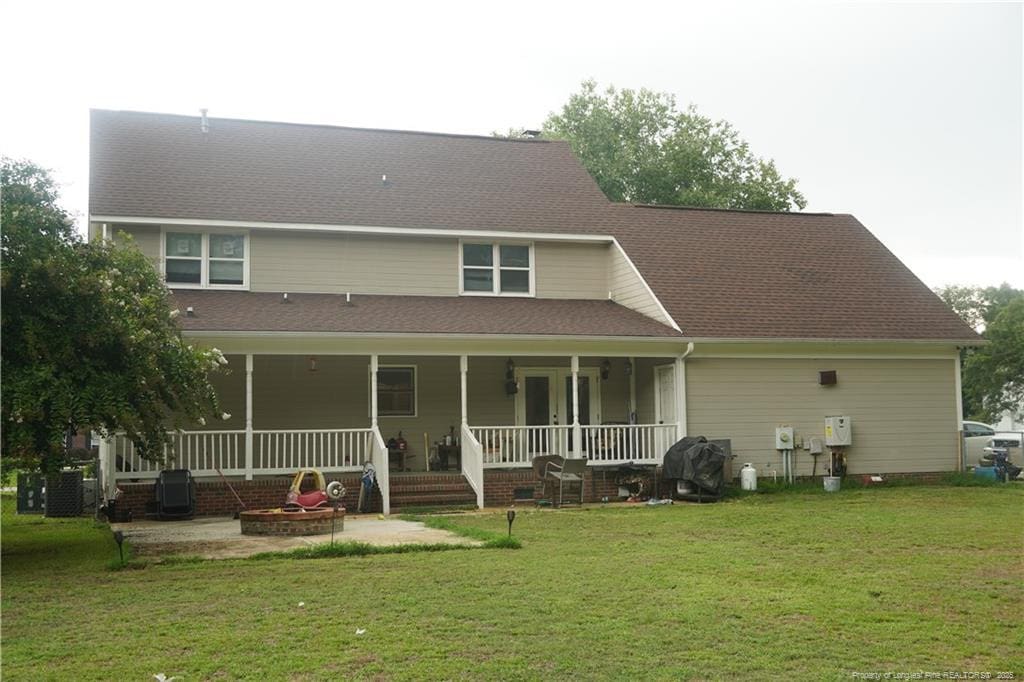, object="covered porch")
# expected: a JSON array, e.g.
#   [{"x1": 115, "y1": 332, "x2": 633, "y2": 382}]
[{"x1": 102, "y1": 347, "x2": 689, "y2": 513}]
